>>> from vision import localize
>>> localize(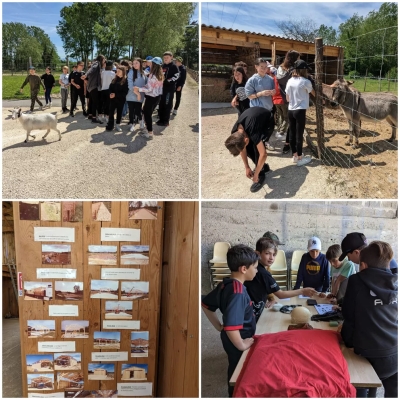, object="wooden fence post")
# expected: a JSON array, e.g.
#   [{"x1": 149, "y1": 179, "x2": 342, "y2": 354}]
[
  {"x1": 388, "y1": 71, "x2": 390, "y2": 91},
  {"x1": 314, "y1": 37, "x2": 325, "y2": 159},
  {"x1": 364, "y1": 69, "x2": 368, "y2": 92}
]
